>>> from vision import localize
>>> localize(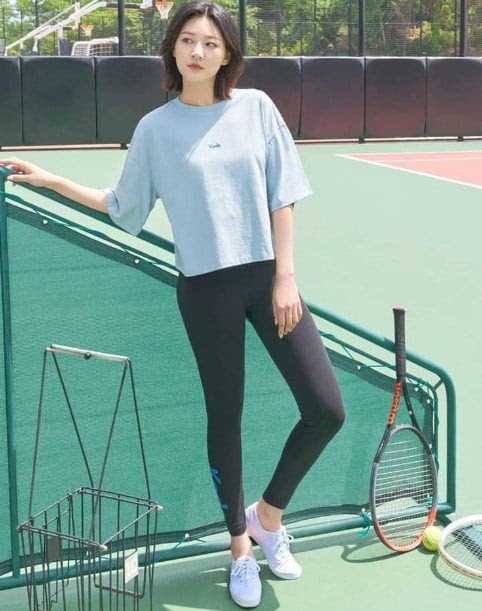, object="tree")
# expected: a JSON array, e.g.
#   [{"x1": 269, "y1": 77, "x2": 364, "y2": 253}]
[{"x1": 0, "y1": 0, "x2": 474, "y2": 57}]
